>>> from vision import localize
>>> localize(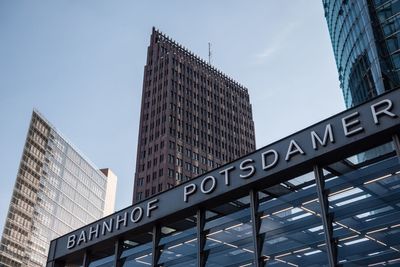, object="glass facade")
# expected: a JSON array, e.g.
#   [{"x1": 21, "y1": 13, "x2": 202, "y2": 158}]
[
  {"x1": 158, "y1": 216, "x2": 197, "y2": 266},
  {"x1": 323, "y1": 0, "x2": 400, "y2": 108},
  {"x1": 53, "y1": 135, "x2": 400, "y2": 267},
  {"x1": 258, "y1": 172, "x2": 328, "y2": 266},
  {"x1": 0, "y1": 110, "x2": 116, "y2": 267},
  {"x1": 120, "y1": 232, "x2": 153, "y2": 267},
  {"x1": 204, "y1": 196, "x2": 254, "y2": 266},
  {"x1": 322, "y1": 142, "x2": 400, "y2": 265}
]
